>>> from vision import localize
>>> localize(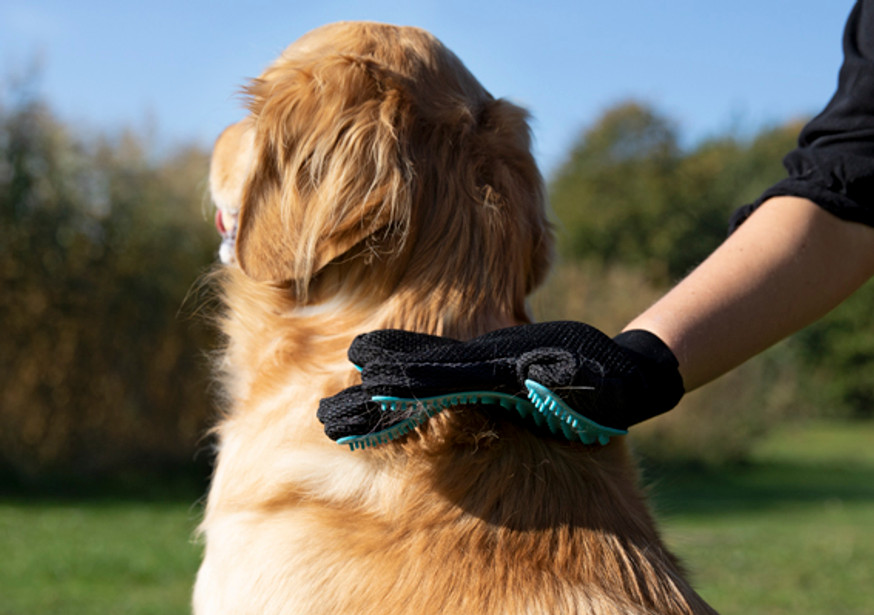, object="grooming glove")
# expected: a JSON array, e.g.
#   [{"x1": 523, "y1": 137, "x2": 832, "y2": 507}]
[{"x1": 317, "y1": 321, "x2": 684, "y2": 442}]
